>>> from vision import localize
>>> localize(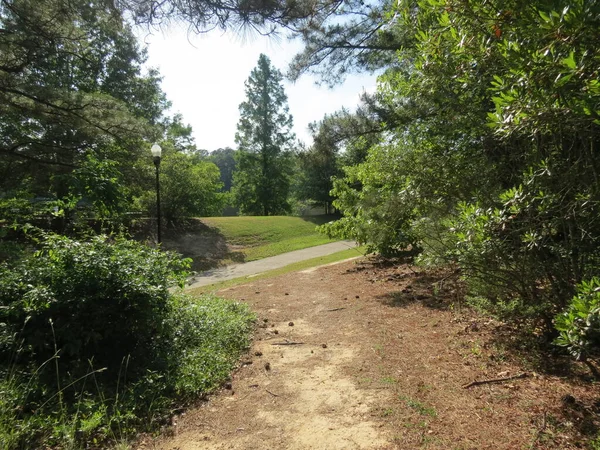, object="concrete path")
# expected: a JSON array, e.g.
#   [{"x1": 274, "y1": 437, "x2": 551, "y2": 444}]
[{"x1": 186, "y1": 240, "x2": 358, "y2": 289}]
